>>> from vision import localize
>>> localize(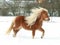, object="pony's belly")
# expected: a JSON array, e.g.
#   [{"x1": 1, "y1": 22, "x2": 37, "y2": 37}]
[
  {"x1": 22, "y1": 24, "x2": 38, "y2": 31},
  {"x1": 22, "y1": 25, "x2": 31, "y2": 30},
  {"x1": 22, "y1": 22, "x2": 31, "y2": 30}
]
